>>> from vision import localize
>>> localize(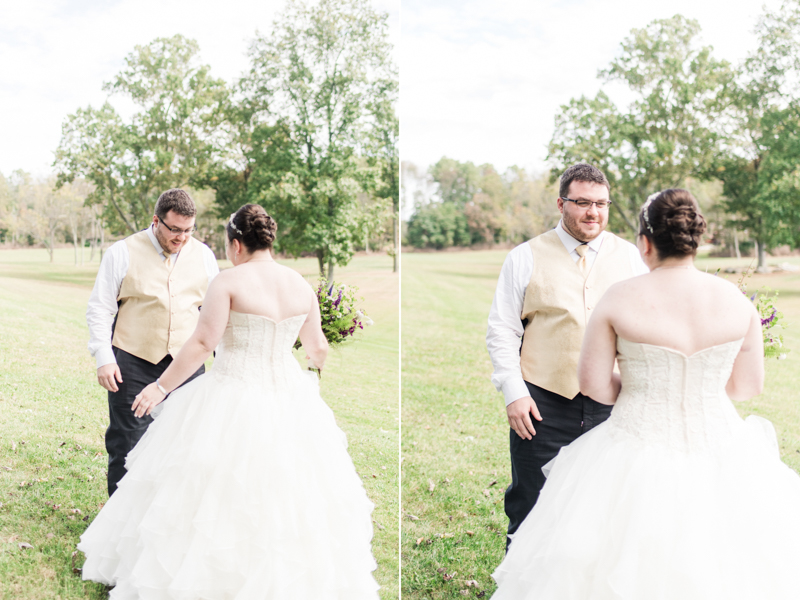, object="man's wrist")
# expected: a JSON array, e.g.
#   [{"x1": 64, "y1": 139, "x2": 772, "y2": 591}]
[
  {"x1": 503, "y1": 378, "x2": 530, "y2": 407},
  {"x1": 95, "y1": 348, "x2": 117, "y2": 370}
]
